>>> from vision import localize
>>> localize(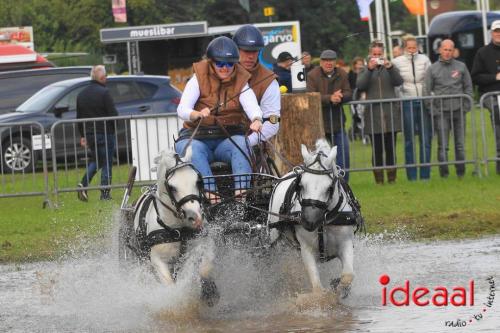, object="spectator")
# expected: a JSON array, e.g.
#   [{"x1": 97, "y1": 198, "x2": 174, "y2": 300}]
[
  {"x1": 392, "y1": 45, "x2": 403, "y2": 59},
  {"x1": 453, "y1": 47, "x2": 465, "y2": 63},
  {"x1": 273, "y1": 51, "x2": 294, "y2": 92},
  {"x1": 424, "y1": 39, "x2": 473, "y2": 179},
  {"x1": 357, "y1": 40, "x2": 404, "y2": 184},
  {"x1": 348, "y1": 56, "x2": 365, "y2": 91},
  {"x1": 302, "y1": 51, "x2": 316, "y2": 75},
  {"x1": 233, "y1": 25, "x2": 280, "y2": 147},
  {"x1": 392, "y1": 34, "x2": 432, "y2": 181},
  {"x1": 348, "y1": 56, "x2": 366, "y2": 142},
  {"x1": 471, "y1": 20, "x2": 500, "y2": 175},
  {"x1": 307, "y1": 49, "x2": 352, "y2": 181},
  {"x1": 76, "y1": 65, "x2": 118, "y2": 201}
]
